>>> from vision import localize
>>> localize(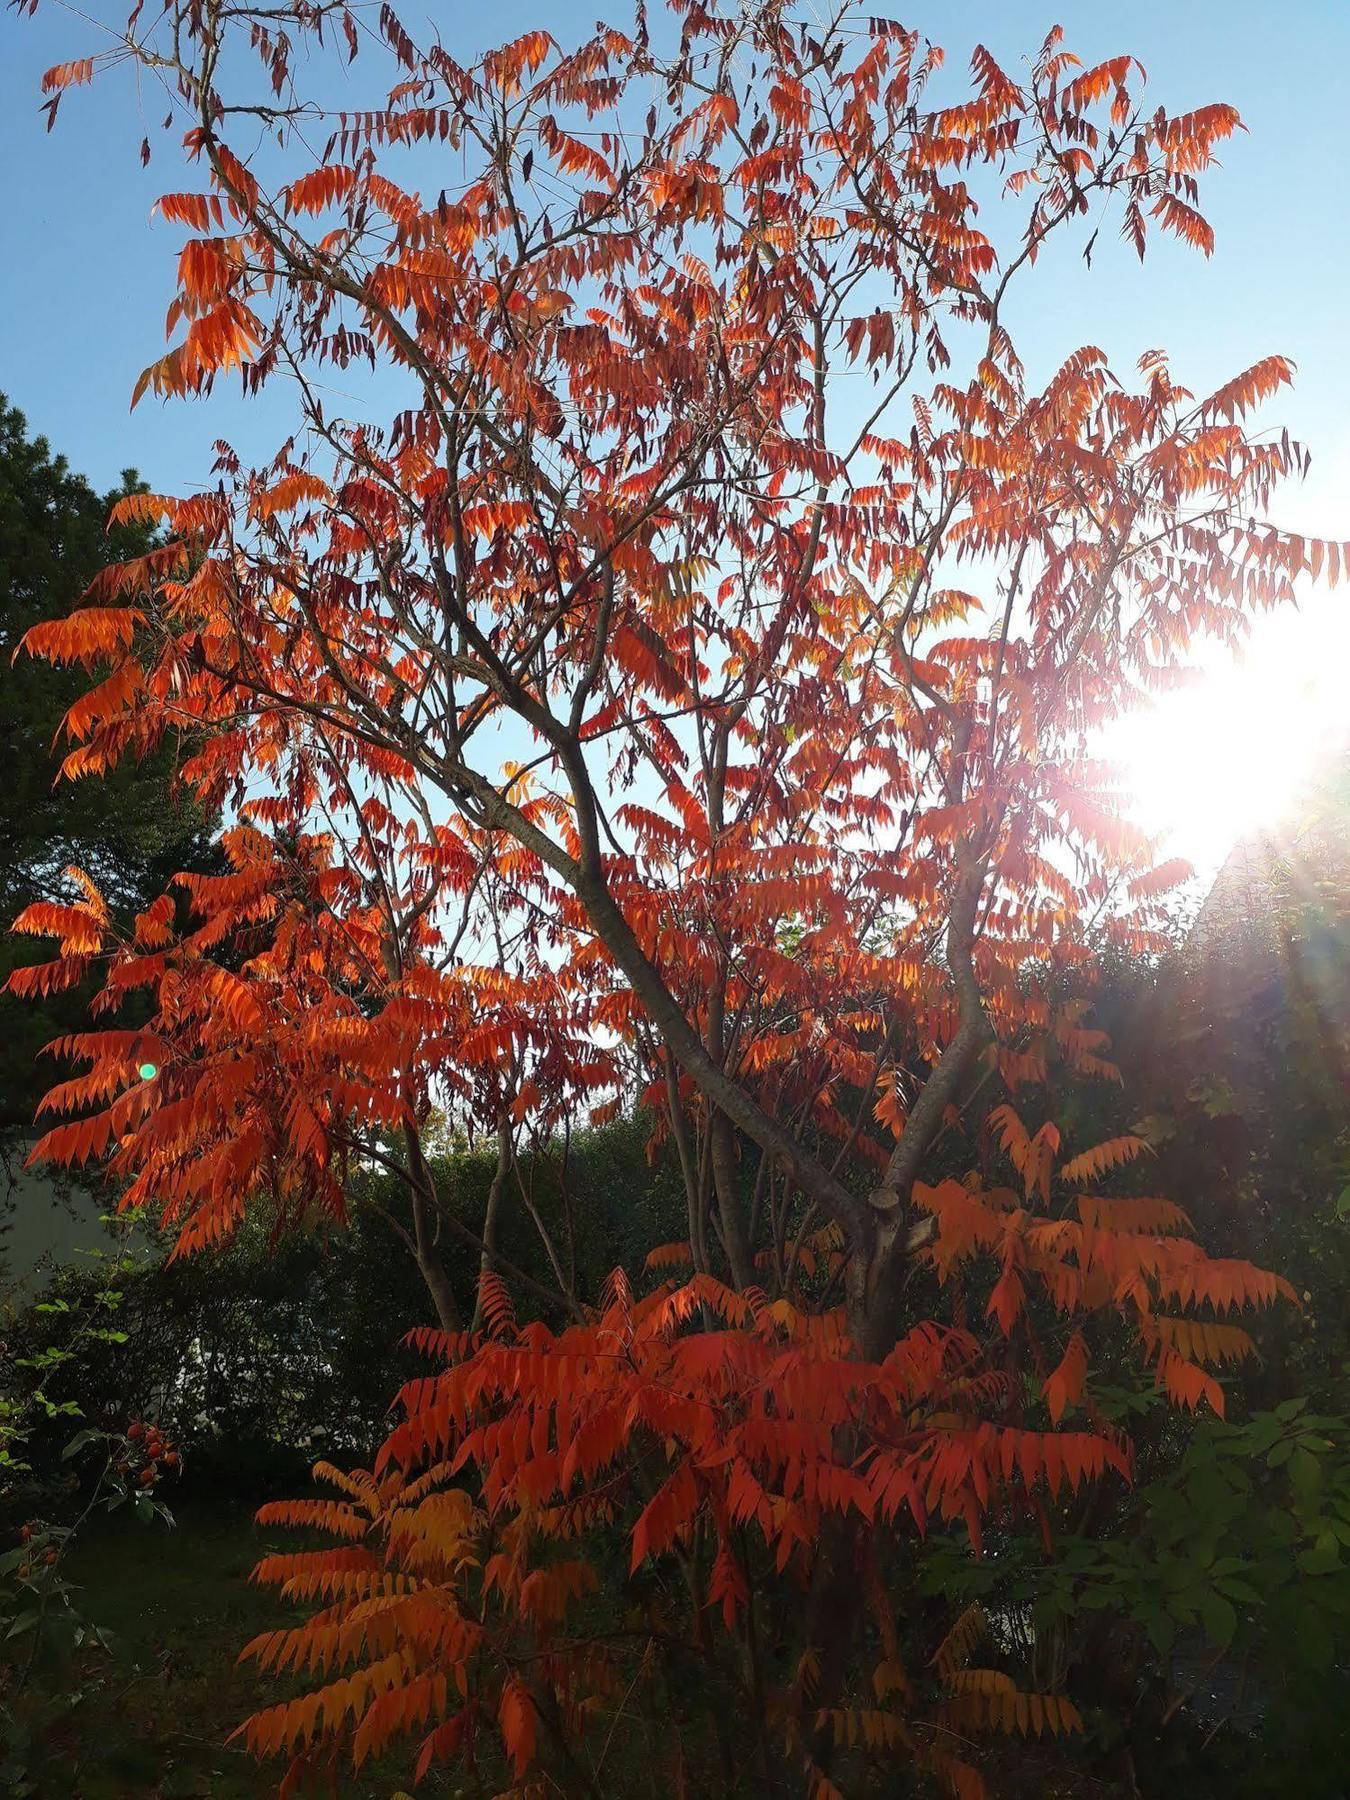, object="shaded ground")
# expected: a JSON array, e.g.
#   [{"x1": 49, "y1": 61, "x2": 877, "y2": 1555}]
[{"x1": 25, "y1": 1499, "x2": 410, "y2": 1798}]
